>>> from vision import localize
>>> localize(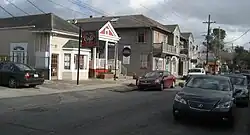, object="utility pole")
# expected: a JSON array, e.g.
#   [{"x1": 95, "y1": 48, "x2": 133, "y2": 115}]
[
  {"x1": 214, "y1": 27, "x2": 220, "y2": 74},
  {"x1": 203, "y1": 14, "x2": 216, "y2": 73}
]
